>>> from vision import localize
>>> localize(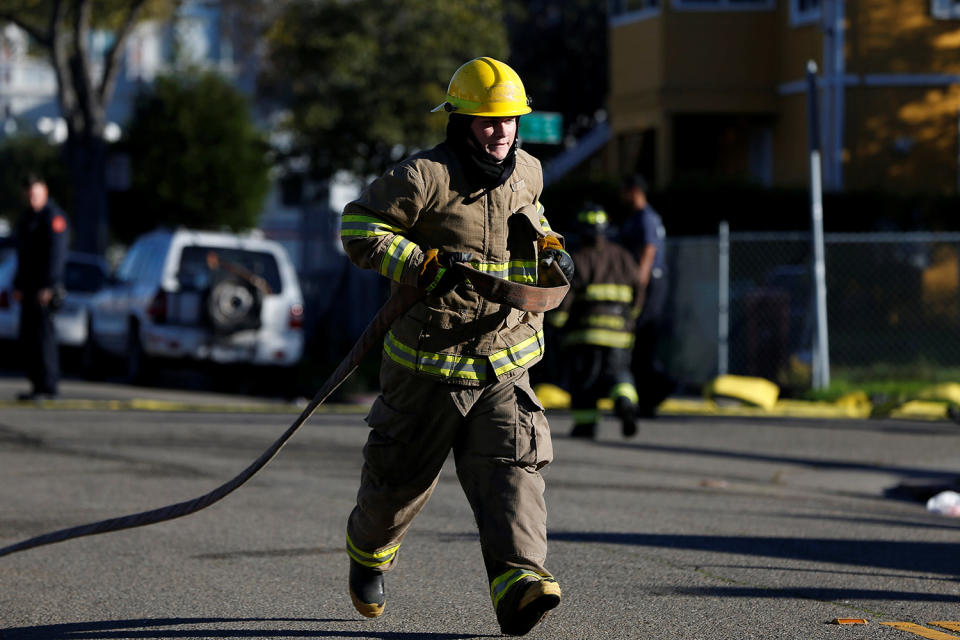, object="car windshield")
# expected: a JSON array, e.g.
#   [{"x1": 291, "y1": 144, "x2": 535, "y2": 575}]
[
  {"x1": 178, "y1": 246, "x2": 283, "y2": 293},
  {"x1": 64, "y1": 261, "x2": 106, "y2": 293}
]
